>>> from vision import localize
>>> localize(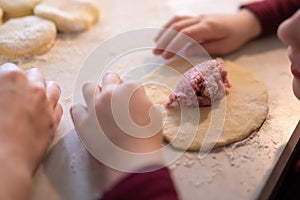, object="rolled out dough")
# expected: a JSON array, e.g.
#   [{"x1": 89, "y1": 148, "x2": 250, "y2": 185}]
[
  {"x1": 0, "y1": 0, "x2": 41, "y2": 18},
  {"x1": 34, "y1": 0, "x2": 100, "y2": 33},
  {"x1": 144, "y1": 58, "x2": 268, "y2": 151},
  {"x1": 0, "y1": 16, "x2": 57, "y2": 58}
]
